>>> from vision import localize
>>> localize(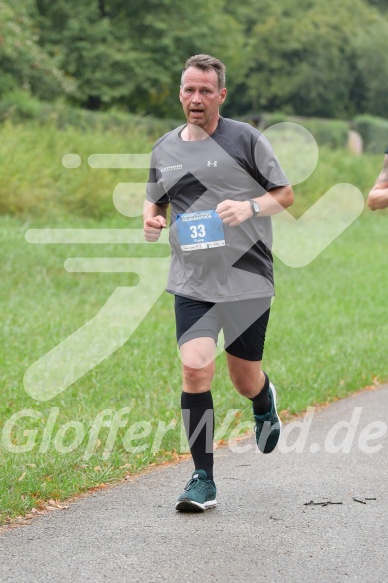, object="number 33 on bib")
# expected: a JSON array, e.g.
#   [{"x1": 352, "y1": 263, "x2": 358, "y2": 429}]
[{"x1": 176, "y1": 210, "x2": 225, "y2": 251}]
